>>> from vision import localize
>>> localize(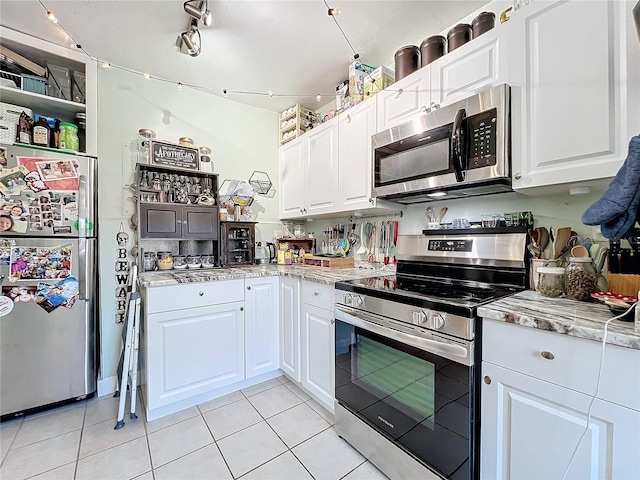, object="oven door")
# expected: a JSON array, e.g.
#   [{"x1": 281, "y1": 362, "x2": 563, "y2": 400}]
[{"x1": 334, "y1": 305, "x2": 475, "y2": 479}]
